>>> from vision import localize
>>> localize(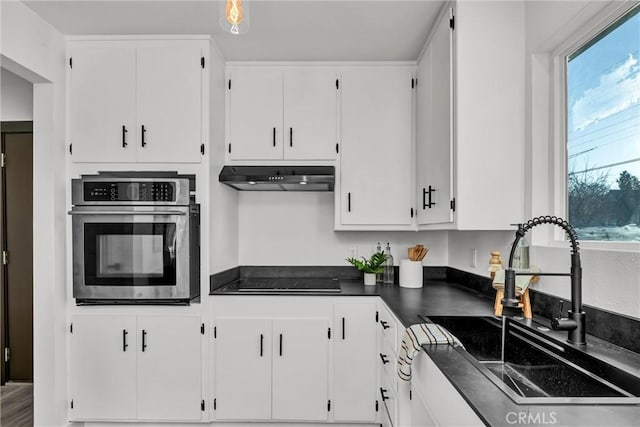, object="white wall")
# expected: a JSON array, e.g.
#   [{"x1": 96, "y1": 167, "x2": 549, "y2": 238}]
[
  {"x1": 1, "y1": 1, "x2": 67, "y2": 425},
  {"x1": 238, "y1": 192, "x2": 448, "y2": 266},
  {"x1": 448, "y1": 231, "x2": 515, "y2": 275},
  {"x1": 1, "y1": 67, "x2": 33, "y2": 121}
]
